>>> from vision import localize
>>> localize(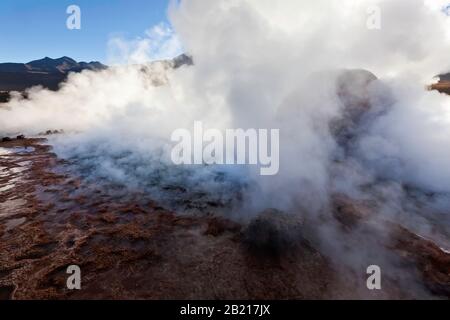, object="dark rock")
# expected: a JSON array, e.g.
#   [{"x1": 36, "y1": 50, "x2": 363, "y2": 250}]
[
  {"x1": 173, "y1": 54, "x2": 194, "y2": 69},
  {"x1": 39, "y1": 129, "x2": 63, "y2": 136},
  {"x1": 1, "y1": 137, "x2": 12, "y2": 142},
  {"x1": 243, "y1": 209, "x2": 304, "y2": 255},
  {"x1": 0, "y1": 91, "x2": 10, "y2": 103},
  {"x1": 16, "y1": 134, "x2": 25, "y2": 140},
  {"x1": 336, "y1": 69, "x2": 378, "y2": 116},
  {"x1": 330, "y1": 69, "x2": 380, "y2": 151},
  {"x1": 0, "y1": 285, "x2": 15, "y2": 300}
]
